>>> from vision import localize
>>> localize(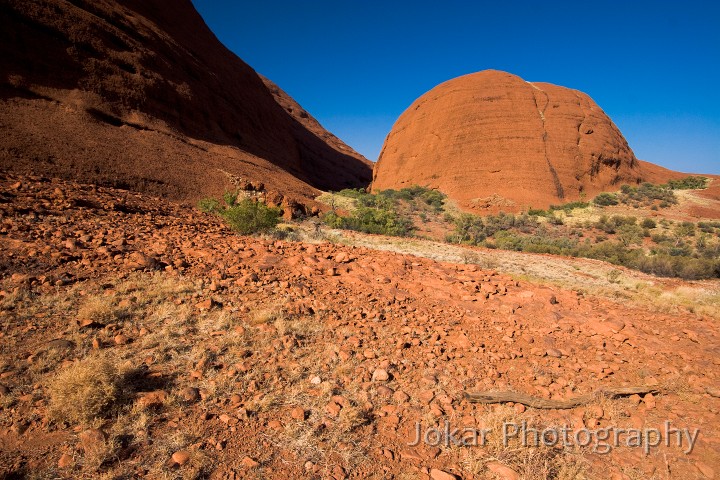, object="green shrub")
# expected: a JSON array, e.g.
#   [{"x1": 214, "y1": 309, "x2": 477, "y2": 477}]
[
  {"x1": 378, "y1": 185, "x2": 446, "y2": 212},
  {"x1": 223, "y1": 191, "x2": 239, "y2": 207},
  {"x1": 448, "y1": 213, "x2": 486, "y2": 244},
  {"x1": 617, "y1": 224, "x2": 644, "y2": 246},
  {"x1": 673, "y1": 221, "x2": 696, "y2": 240},
  {"x1": 666, "y1": 176, "x2": 708, "y2": 190},
  {"x1": 595, "y1": 215, "x2": 635, "y2": 232},
  {"x1": 616, "y1": 182, "x2": 677, "y2": 207},
  {"x1": 594, "y1": 192, "x2": 619, "y2": 206},
  {"x1": 527, "y1": 208, "x2": 549, "y2": 217},
  {"x1": 549, "y1": 201, "x2": 589, "y2": 212},
  {"x1": 633, "y1": 255, "x2": 718, "y2": 280},
  {"x1": 324, "y1": 186, "x2": 445, "y2": 237},
  {"x1": 611, "y1": 215, "x2": 637, "y2": 226},
  {"x1": 698, "y1": 221, "x2": 720, "y2": 234},
  {"x1": 335, "y1": 188, "x2": 370, "y2": 200},
  {"x1": 651, "y1": 233, "x2": 671, "y2": 244},
  {"x1": 323, "y1": 207, "x2": 413, "y2": 236},
  {"x1": 198, "y1": 197, "x2": 221, "y2": 213},
  {"x1": 641, "y1": 218, "x2": 657, "y2": 229},
  {"x1": 222, "y1": 199, "x2": 282, "y2": 234}
]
